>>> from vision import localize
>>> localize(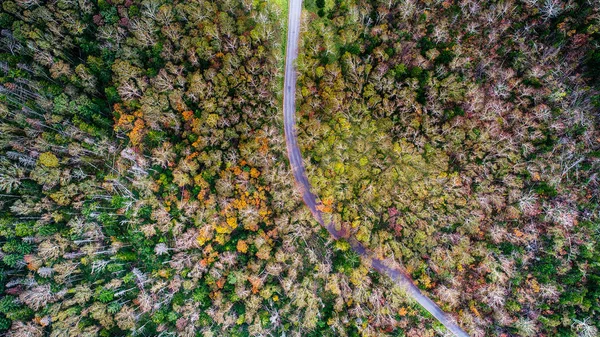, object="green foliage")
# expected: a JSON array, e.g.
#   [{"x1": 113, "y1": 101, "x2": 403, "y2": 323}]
[
  {"x1": 584, "y1": 39, "x2": 600, "y2": 83},
  {"x1": 14, "y1": 222, "x2": 34, "y2": 237},
  {"x1": 533, "y1": 181, "x2": 558, "y2": 198},
  {"x1": 435, "y1": 49, "x2": 455, "y2": 65},
  {"x1": 332, "y1": 249, "x2": 360, "y2": 274},
  {"x1": 2, "y1": 254, "x2": 21, "y2": 267},
  {"x1": 97, "y1": 289, "x2": 115, "y2": 303},
  {"x1": 533, "y1": 255, "x2": 559, "y2": 284},
  {"x1": 193, "y1": 285, "x2": 210, "y2": 308},
  {"x1": 0, "y1": 297, "x2": 17, "y2": 314},
  {"x1": 38, "y1": 224, "x2": 58, "y2": 236},
  {"x1": 0, "y1": 13, "x2": 13, "y2": 28},
  {"x1": 0, "y1": 315, "x2": 10, "y2": 331}
]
